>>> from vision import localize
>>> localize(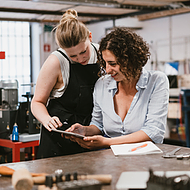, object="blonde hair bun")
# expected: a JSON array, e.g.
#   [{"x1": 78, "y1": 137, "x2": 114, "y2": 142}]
[
  {"x1": 55, "y1": 8, "x2": 89, "y2": 49},
  {"x1": 61, "y1": 9, "x2": 78, "y2": 23},
  {"x1": 66, "y1": 9, "x2": 78, "y2": 17}
]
